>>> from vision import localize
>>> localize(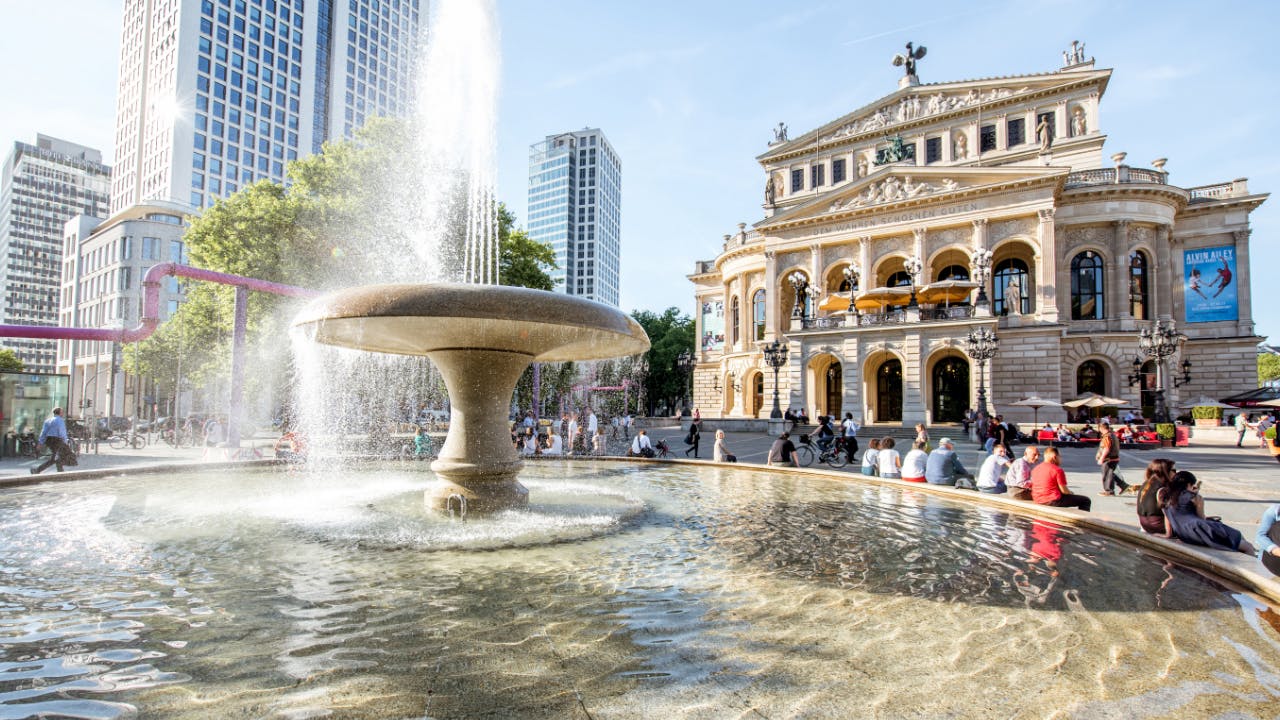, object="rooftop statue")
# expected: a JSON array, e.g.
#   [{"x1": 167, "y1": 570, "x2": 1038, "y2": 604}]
[{"x1": 892, "y1": 42, "x2": 927, "y2": 79}]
